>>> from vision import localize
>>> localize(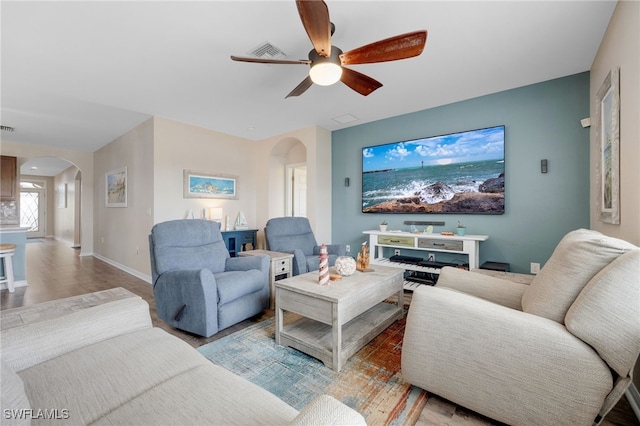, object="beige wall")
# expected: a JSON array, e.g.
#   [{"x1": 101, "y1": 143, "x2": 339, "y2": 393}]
[
  {"x1": 590, "y1": 0, "x2": 640, "y2": 398},
  {"x1": 53, "y1": 166, "x2": 79, "y2": 244},
  {"x1": 51, "y1": 115, "x2": 333, "y2": 281},
  {"x1": 93, "y1": 118, "x2": 154, "y2": 280},
  {"x1": 0, "y1": 141, "x2": 94, "y2": 254},
  {"x1": 254, "y1": 126, "x2": 333, "y2": 246},
  {"x1": 590, "y1": 0, "x2": 640, "y2": 244},
  {"x1": 152, "y1": 117, "x2": 258, "y2": 230}
]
